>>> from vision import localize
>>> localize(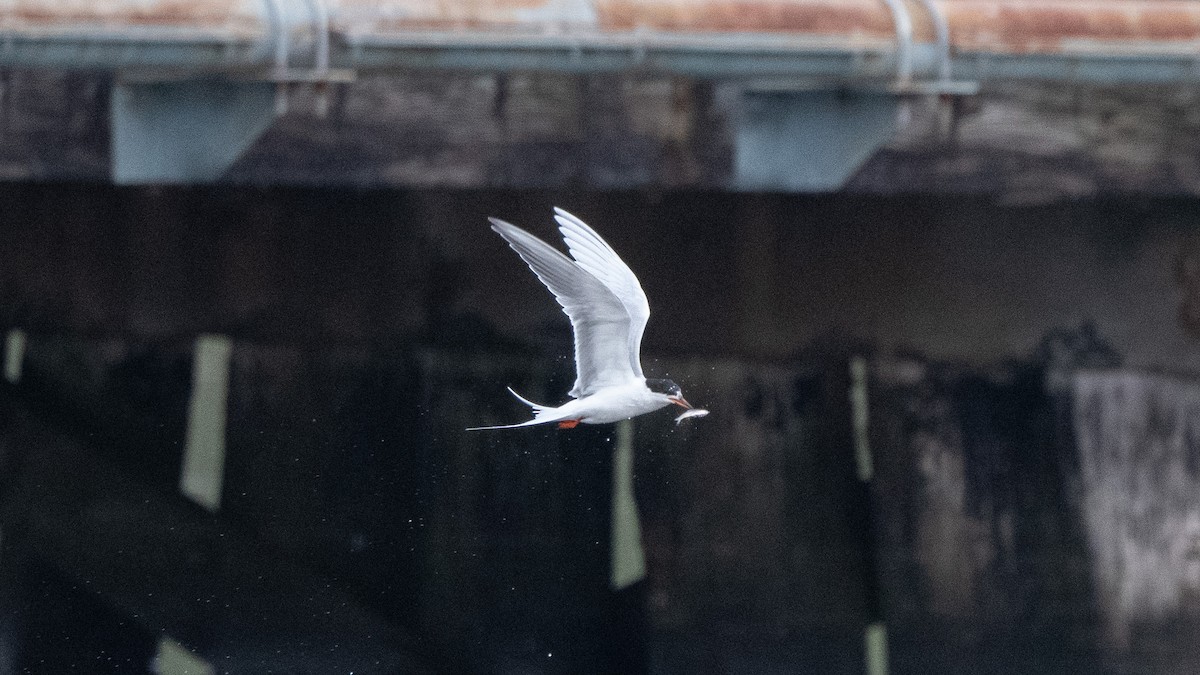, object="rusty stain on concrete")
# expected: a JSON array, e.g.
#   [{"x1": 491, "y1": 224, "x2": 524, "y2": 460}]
[
  {"x1": 3, "y1": 0, "x2": 263, "y2": 32},
  {"x1": 10, "y1": 0, "x2": 1200, "y2": 56}
]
